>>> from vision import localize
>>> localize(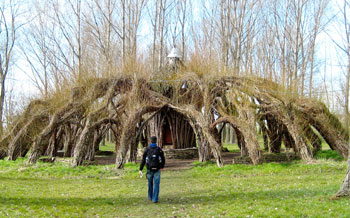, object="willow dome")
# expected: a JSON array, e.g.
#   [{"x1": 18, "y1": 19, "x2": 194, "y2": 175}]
[{"x1": 0, "y1": 73, "x2": 348, "y2": 168}]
